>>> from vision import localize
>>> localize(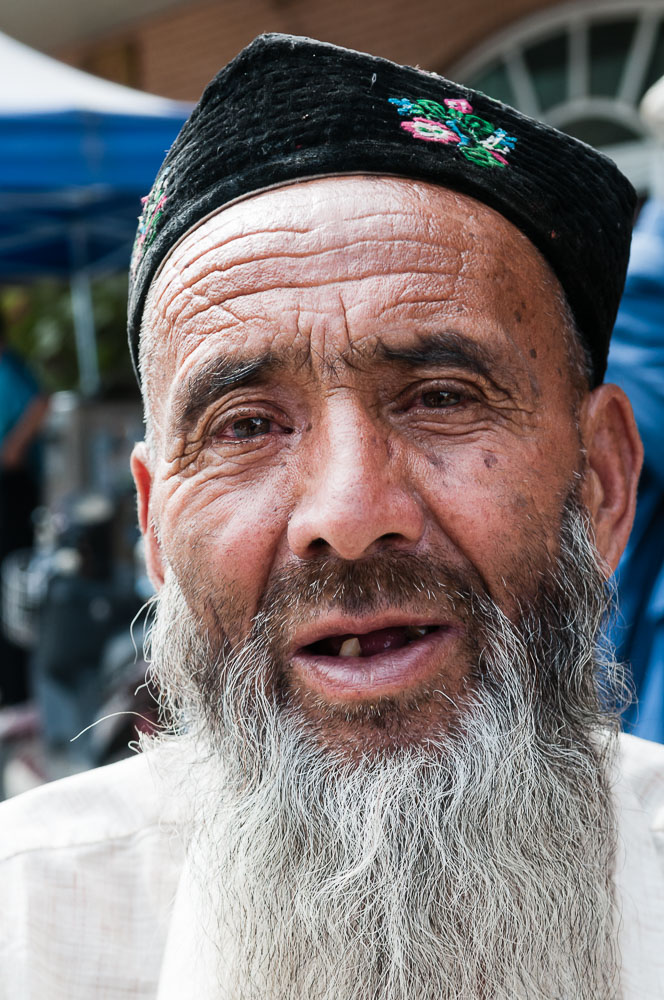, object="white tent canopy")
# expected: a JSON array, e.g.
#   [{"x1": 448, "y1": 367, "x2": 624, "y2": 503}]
[{"x1": 0, "y1": 30, "x2": 188, "y2": 116}]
